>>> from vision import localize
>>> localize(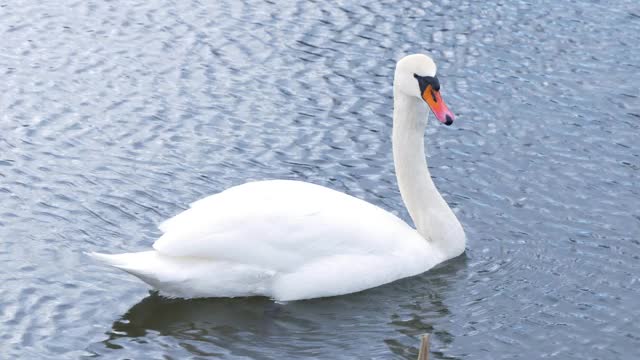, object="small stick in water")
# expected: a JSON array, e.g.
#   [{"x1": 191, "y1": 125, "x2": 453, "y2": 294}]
[{"x1": 417, "y1": 333, "x2": 430, "y2": 360}]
